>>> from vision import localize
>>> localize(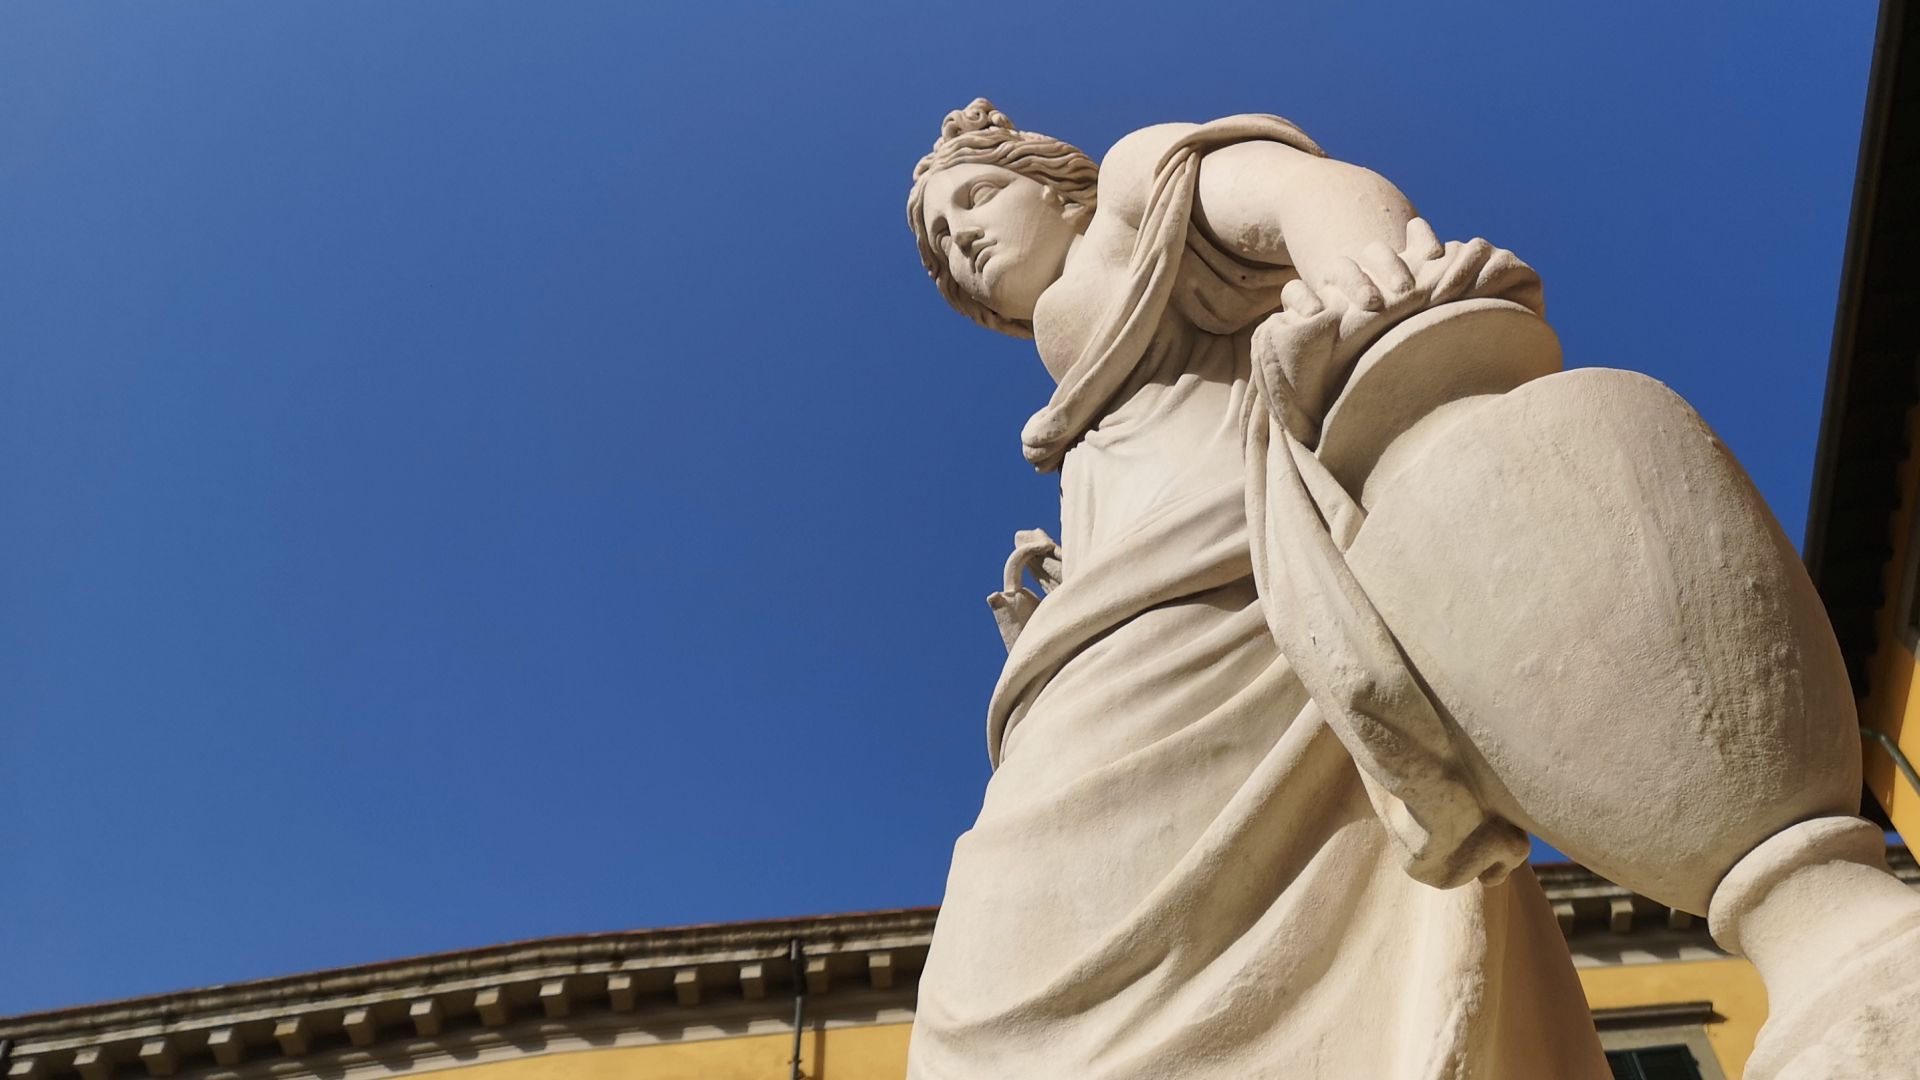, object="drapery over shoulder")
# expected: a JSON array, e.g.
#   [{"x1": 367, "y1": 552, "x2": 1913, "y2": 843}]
[
  {"x1": 1018, "y1": 115, "x2": 1322, "y2": 473},
  {"x1": 1020, "y1": 114, "x2": 1535, "y2": 891}
]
